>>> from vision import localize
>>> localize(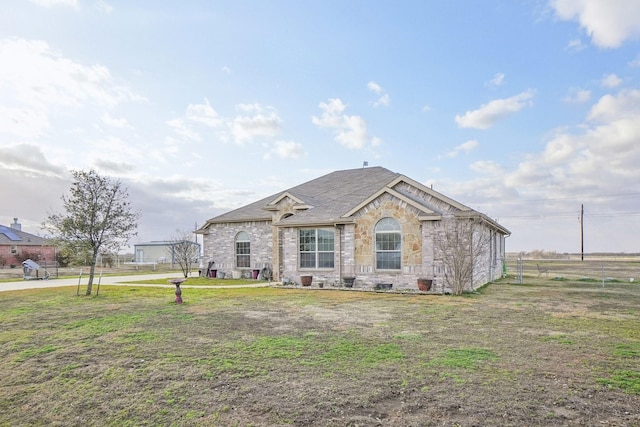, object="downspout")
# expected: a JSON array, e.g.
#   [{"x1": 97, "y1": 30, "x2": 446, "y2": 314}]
[{"x1": 335, "y1": 224, "x2": 342, "y2": 283}]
